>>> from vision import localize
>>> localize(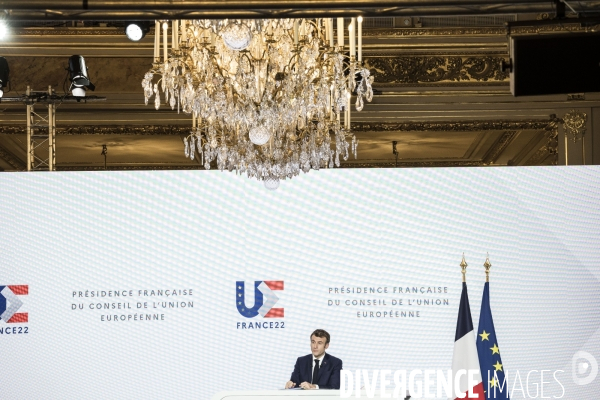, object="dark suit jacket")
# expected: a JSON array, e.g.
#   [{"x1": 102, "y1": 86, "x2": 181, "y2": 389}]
[{"x1": 289, "y1": 353, "x2": 343, "y2": 389}]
